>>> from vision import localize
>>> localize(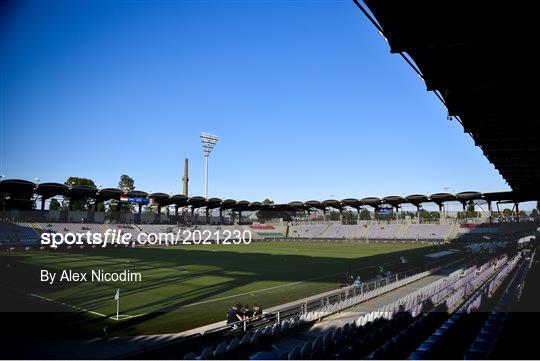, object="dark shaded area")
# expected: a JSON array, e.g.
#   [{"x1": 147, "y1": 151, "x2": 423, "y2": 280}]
[
  {"x1": 358, "y1": 0, "x2": 538, "y2": 197},
  {"x1": 0, "y1": 244, "x2": 436, "y2": 344}
]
